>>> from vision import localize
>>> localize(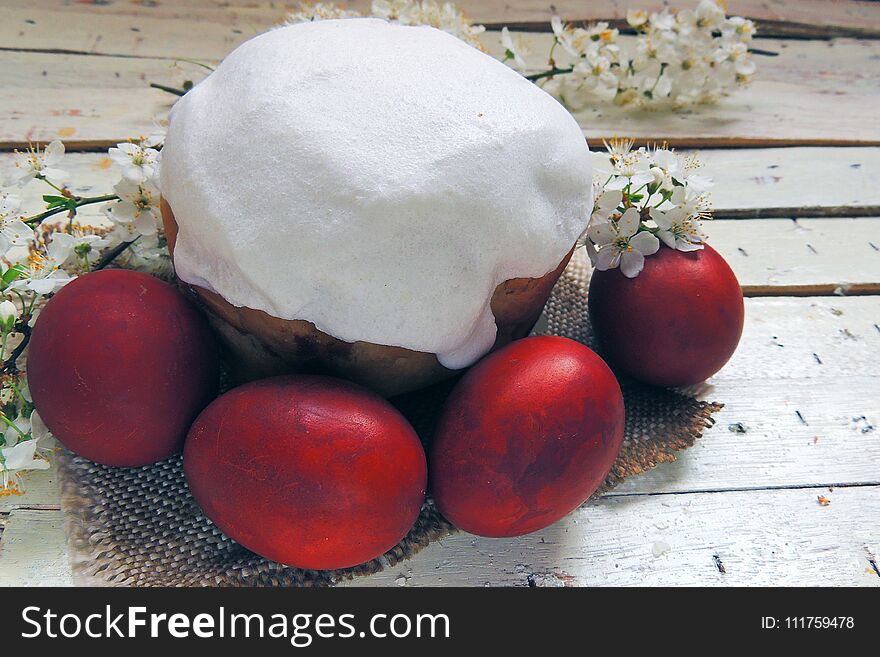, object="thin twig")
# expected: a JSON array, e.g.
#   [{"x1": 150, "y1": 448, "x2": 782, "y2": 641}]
[
  {"x1": 748, "y1": 47, "x2": 779, "y2": 56},
  {"x1": 2, "y1": 323, "x2": 30, "y2": 377},
  {"x1": 94, "y1": 238, "x2": 139, "y2": 271},
  {"x1": 524, "y1": 66, "x2": 575, "y2": 82},
  {"x1": 150, "y1": 82, "x2": 188, "y2": 97},
  {"x1": 24, "y1": 194, "x2": 118, "y2": 226}
]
